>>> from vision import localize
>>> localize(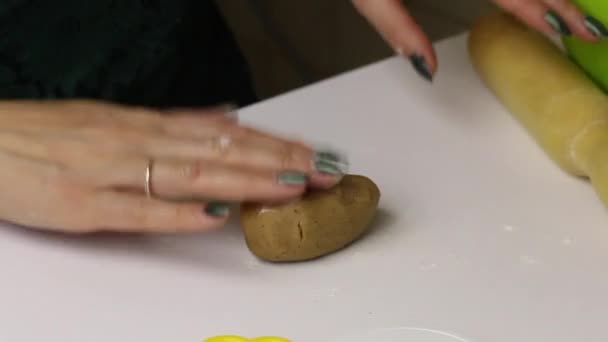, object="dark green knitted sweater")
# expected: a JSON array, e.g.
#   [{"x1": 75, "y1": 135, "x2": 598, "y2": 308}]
[{"x1": 0, "y1": 0, "x2": 256, "y2": 107}]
